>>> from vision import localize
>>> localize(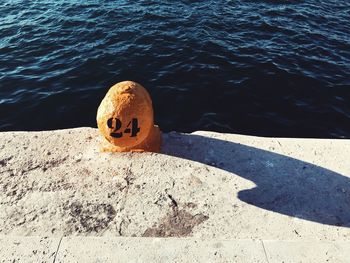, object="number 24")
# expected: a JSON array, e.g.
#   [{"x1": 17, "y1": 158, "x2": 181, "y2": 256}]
[{"x1": 107, "y1": 118, "x2": 140, "y2": 138}]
